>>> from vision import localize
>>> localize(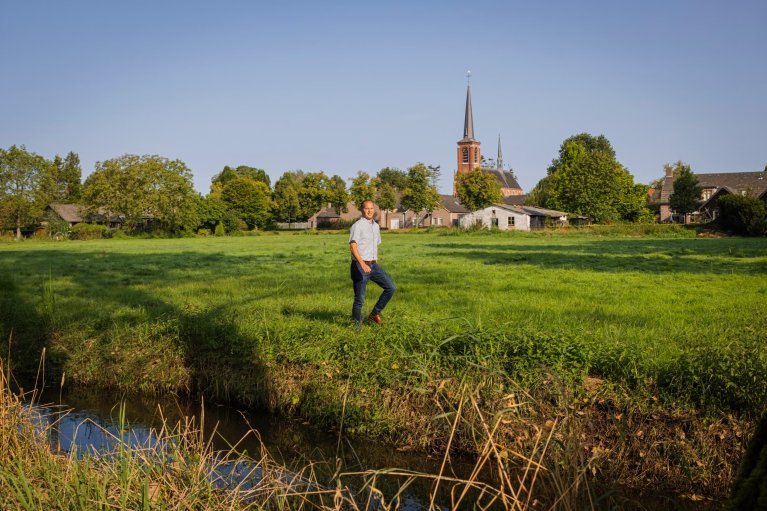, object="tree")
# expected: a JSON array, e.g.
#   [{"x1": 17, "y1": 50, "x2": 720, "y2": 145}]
[
  {"x1": 211, "y1": 165, "x2": 270, "y2": 200},
  {"x1": 0, "y1": 145, "x2": 52, "y2": 239},
  {"x1": 531, "y1": 133, "x2": 649, "y2": 223},
  {"x1": 327, "y1": 174, "x2": 350, "y2": 214},
  {"x1": 272, "y1": 171, "x2": 303, "y2": 223},
  {"x1": 221, "y1": 177, "x2": 273, "y2": 229},
  {"x1": 428, "y1": 164, "x2": 442, "y2": 189},
  {"x1": 60, "y1": 152, "x2": 83, "y2": 201},
  {"x1": 668, "y1": 161, "x2": 702, "y2": 221},
  {"x1": 234, "y1": 166, "x2": 270, "y2": 188},
  {"x1": 401, "y1": 163, "x2": 440, "y2": 227},
  {"x1": 525, "y1": 175, "x2": 552, "y2": 207},
  {"x1": 298, "y1": 172, "x2": 330, "y2": 219},
  {"x1": 350, "y1": 171, "x2": 377, "y2": 210},
  {"x1": 83, "y1": 154, "x2": 198, "y2": 233},
  {"x1": 718, "y1": 194, "x2": 766, "y2": 236},
  {"x1": 42, "y1": 151, "x2": 84, "y2": 203},
  {"x1": 455, "y1": 168, "x2": 502, "y2": 211},
  {"x1": 376, "y1": 167, "x2": 409, "y2": 191},
  {"x1": 196, "y1": 195, "x2": 228, "y2": 231},
  {"x1": 377, "y1": 182, "x2": 397, "y2": 213}
]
